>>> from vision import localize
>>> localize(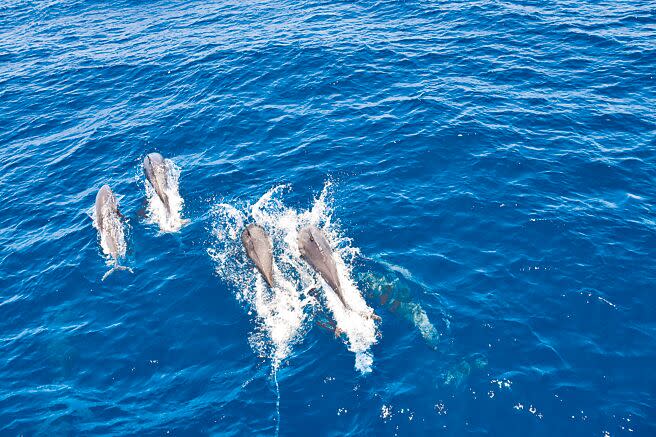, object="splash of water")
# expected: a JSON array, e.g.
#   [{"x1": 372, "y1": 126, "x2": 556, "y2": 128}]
[
  {"x1": 208, "y1": 182, "x2": 379, "y2": 374},
  {"x1": 207, "y1": 193, "x2": 310, "y2": 371},
  {"x1": 144, "y1": 158, "x2": 188, "y2": 232}
]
